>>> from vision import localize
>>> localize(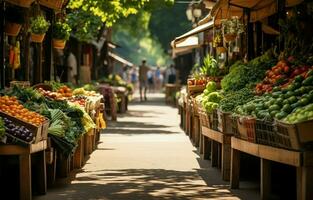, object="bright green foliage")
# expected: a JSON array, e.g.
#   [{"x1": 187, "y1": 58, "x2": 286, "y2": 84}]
[
  {"x1": 67, "y1": 0, "x2": 174, "y2": 42},
  {"x1": 30, "y1": 16, "x2": 50, "y2": 34},
  {"x1": 200, "y1": 55, "x2": 218, "y2": 76},
  {"x1": 52, "y1": 21, "x2": 72, "y2": 40}
]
